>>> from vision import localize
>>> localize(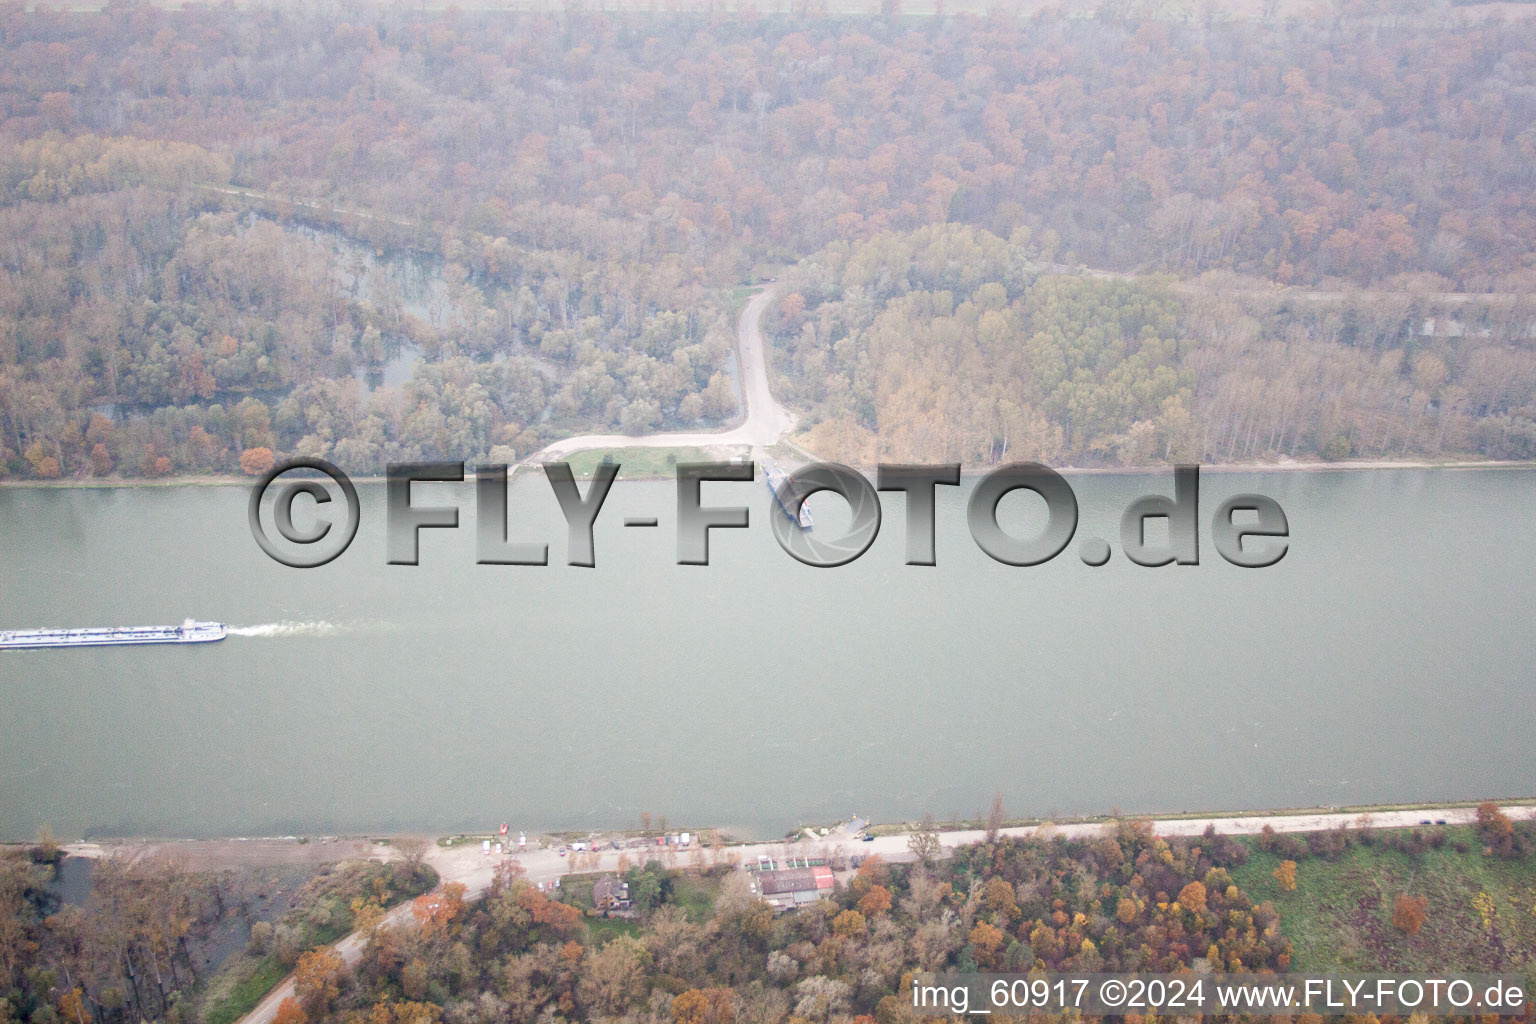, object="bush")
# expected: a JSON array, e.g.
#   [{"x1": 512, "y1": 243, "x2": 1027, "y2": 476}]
[
  {"x1": 248, "y1": 921, "x2": 273, "y2": 956},
  {"x1": 273, "y1": 923, "x2": 304, "y2": 968}
]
